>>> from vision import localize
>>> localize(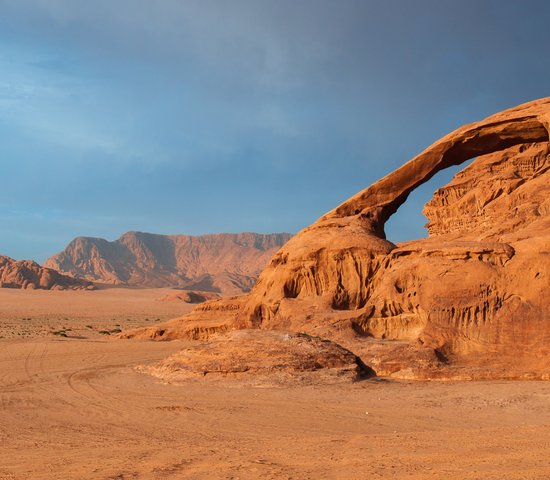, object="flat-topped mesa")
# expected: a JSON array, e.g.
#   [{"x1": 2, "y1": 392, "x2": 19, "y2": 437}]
[{"x1": 125, "y1": 98, "x2": 550, "y2": 379}]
